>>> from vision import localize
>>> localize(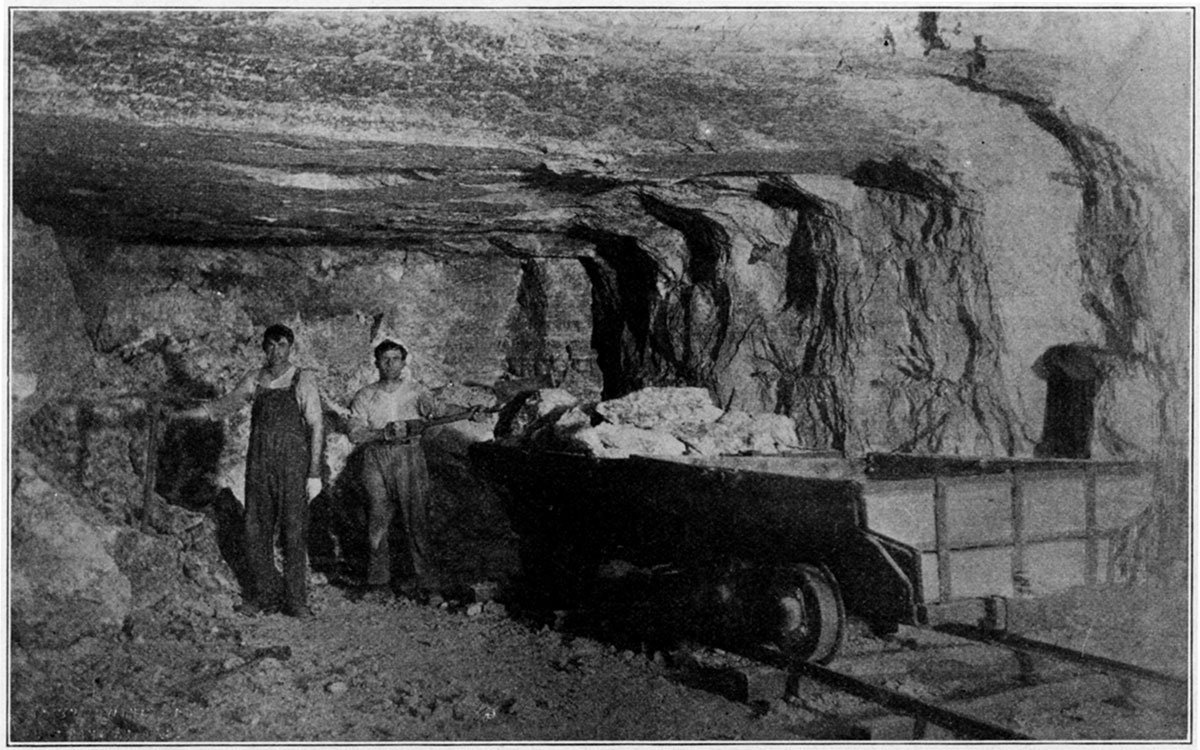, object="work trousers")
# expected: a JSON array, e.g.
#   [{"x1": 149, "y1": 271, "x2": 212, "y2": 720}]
[
  {"x1": 361, "y1": 440, "x2": 433, "y2": 589},
  {"x1": 244, "y1": 388, "x2": 310, "y2": 612}
]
